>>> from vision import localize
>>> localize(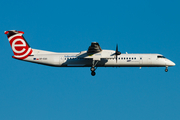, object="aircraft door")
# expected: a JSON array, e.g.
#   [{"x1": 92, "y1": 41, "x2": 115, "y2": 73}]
[
  {"x1": 139, "y1": 57, "x2": 143, "y2": 64},
  {"x1": 59, "y1": 56, "x2": 64, "y2": 65},
  {"x1": 141, "y1": 57, "x2": 152, "y2": 65},
  {"x1": 147, "y1": 57, "x2": 152, "y2": 64}
]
